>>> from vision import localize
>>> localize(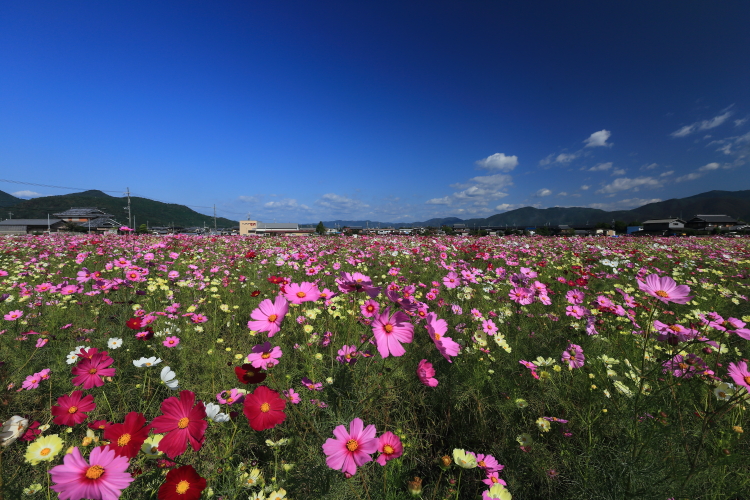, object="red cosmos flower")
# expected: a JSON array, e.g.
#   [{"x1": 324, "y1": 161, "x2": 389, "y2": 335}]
[
  {"x1": 158, "y1": 465, "x2": 207, "y2": 500},
  {"x1": 267, "y1": 275, "x2": 285, "y2": 285},
  {"x1": 251, "y1": 290, "x2": 261, "y2": 297},
  {"x1": 150, "y1": 390, "x2": 208, "y2": 458},
  {"x1": 88, "y1": 420, "x2": 111, "y2": 431},
  {"x1": 51, "y1": 391, "x2": 96, "y2": 426},
  {"x1": 234, "y1": 364, "x2": 268, "y2": 385},
  {"x1": 243, "y1": 385, "x2": 286, "y2": 431},
  {"x1": 245, "y1": 251, "x2": 256, "y2": 259},
  {"x1": 126, "y1": 317, "x2": 142, "y2": 330},
  {"x1": 104, "y1": 412, "x2": 150, "y2": 458},
  {"x1": 20, "y1": 421, "x2": 41, "y2": 442},
  {"x1": 72, "y1": 351, "x2": 116, "y2": 389}
]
